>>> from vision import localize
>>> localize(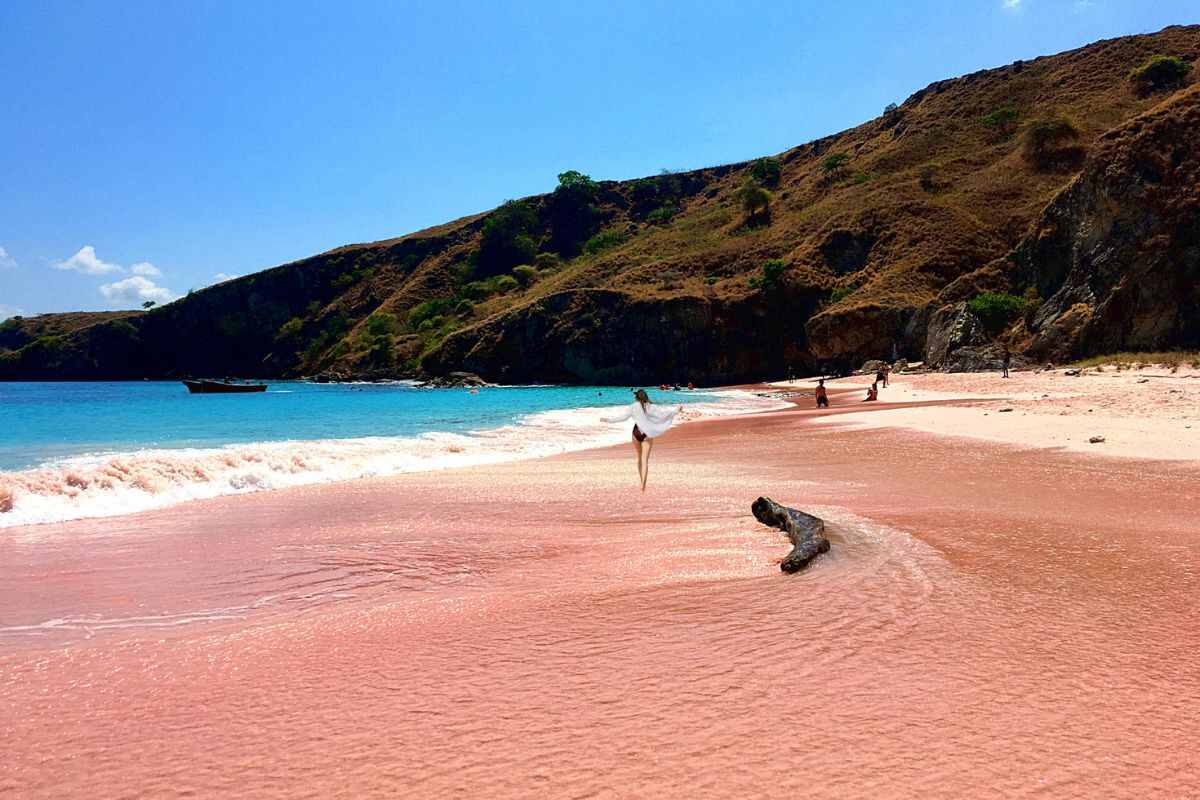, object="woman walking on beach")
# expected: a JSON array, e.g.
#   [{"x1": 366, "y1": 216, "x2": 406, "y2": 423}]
[{"x1": 604, "y1": 389, "x2": 683, "y2": 492}]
